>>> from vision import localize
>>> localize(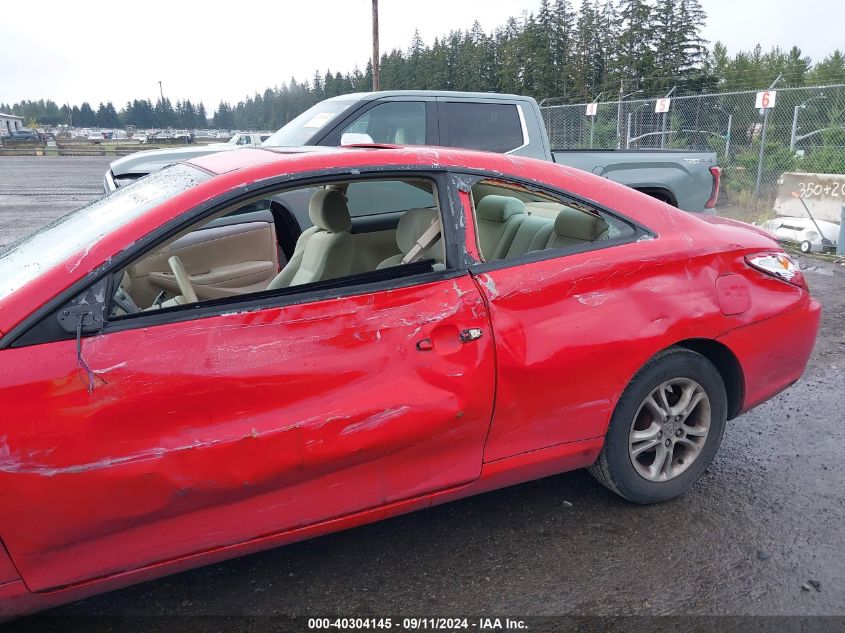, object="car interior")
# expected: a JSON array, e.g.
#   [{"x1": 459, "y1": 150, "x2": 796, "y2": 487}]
[
  {"x1": 469, "y1": 179, "x2": 633, "y2": 262},
  {"x1": 108, "y1": 176, "x2": 633, "y2": 318},
  {"x1": 109, "y1": 177, "x2": 446, "y2": 316}
]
